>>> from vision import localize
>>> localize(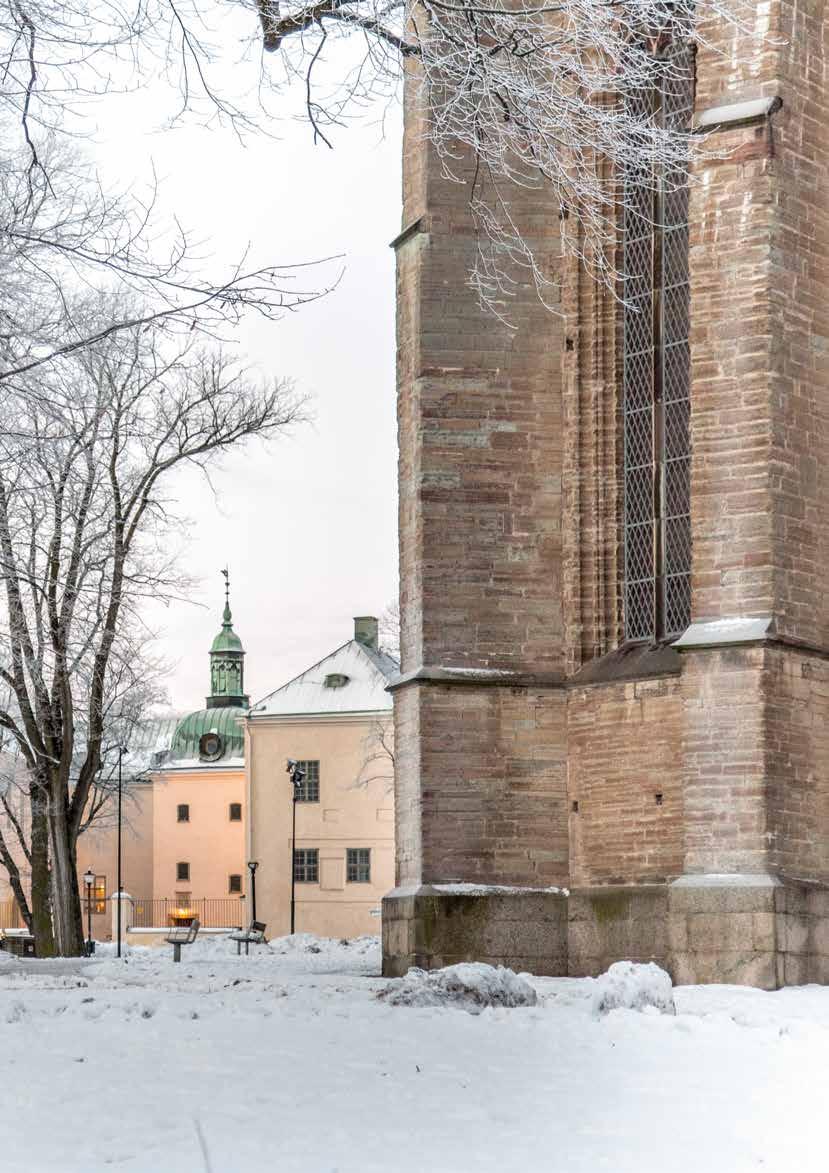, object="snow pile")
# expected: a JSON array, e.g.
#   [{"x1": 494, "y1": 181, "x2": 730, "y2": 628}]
[
  {"x1": 591, "y1": 961, "x2": 675, "y2": 1017},
  {"x1": 378, "y1": 963, "x2": 537, "y2": 1014},
  {"x1": 267, "y1": 931, "x2": 377, "y2": 958}
]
